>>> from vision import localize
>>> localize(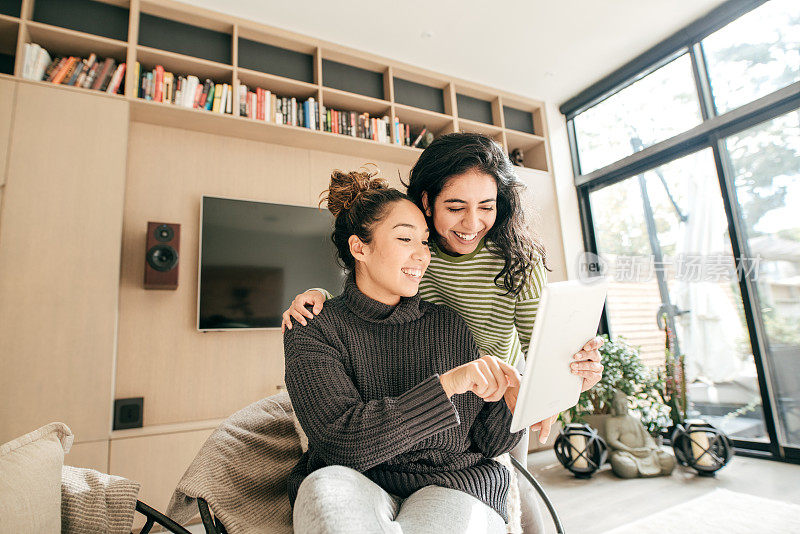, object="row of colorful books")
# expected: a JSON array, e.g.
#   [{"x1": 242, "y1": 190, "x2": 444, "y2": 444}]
[
  {"x1": 136, "y1": 64, "x2": 232, "y2": 114},
  {"x1": 238, "y1": 85, "x2": 426, "y2": 146},
  {"x1": 238, "y1": 86, "x2": 312, "y2": 127},
  {"x1": 17, "y1": 47, "x2": 428, "y2": 146},
  {"x1": 20, "y1": 43, "x2": 126, "y2": 94}
]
